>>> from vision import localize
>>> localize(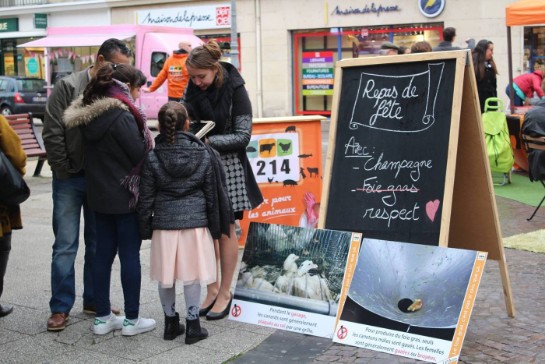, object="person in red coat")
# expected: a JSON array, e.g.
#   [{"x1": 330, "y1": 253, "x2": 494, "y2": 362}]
[{"x1": 506, "y1": 70, "x2": 545, "y2": 106}]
